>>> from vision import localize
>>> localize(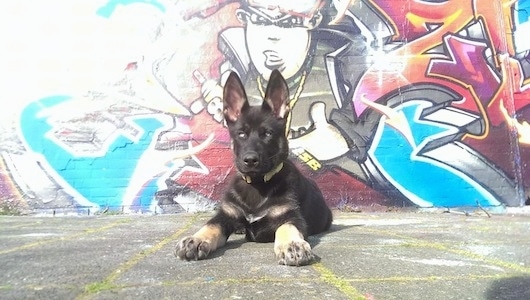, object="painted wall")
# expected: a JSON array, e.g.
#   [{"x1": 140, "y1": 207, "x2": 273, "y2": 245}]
[{"x1": 1, "y1": 0, "x2": 529, "y2": 213}]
